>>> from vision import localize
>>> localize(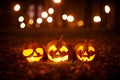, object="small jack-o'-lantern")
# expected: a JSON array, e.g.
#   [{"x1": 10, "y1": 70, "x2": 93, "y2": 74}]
[
  {"x1": 22, "y1": 43, "x2": 44, "y2": 62},
  {"x1": 45, "y1": 37, "x2": 73, "y2": 62},
  {"x1": 75, "y1": 40, "x2": 96, "y2": 62}
]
